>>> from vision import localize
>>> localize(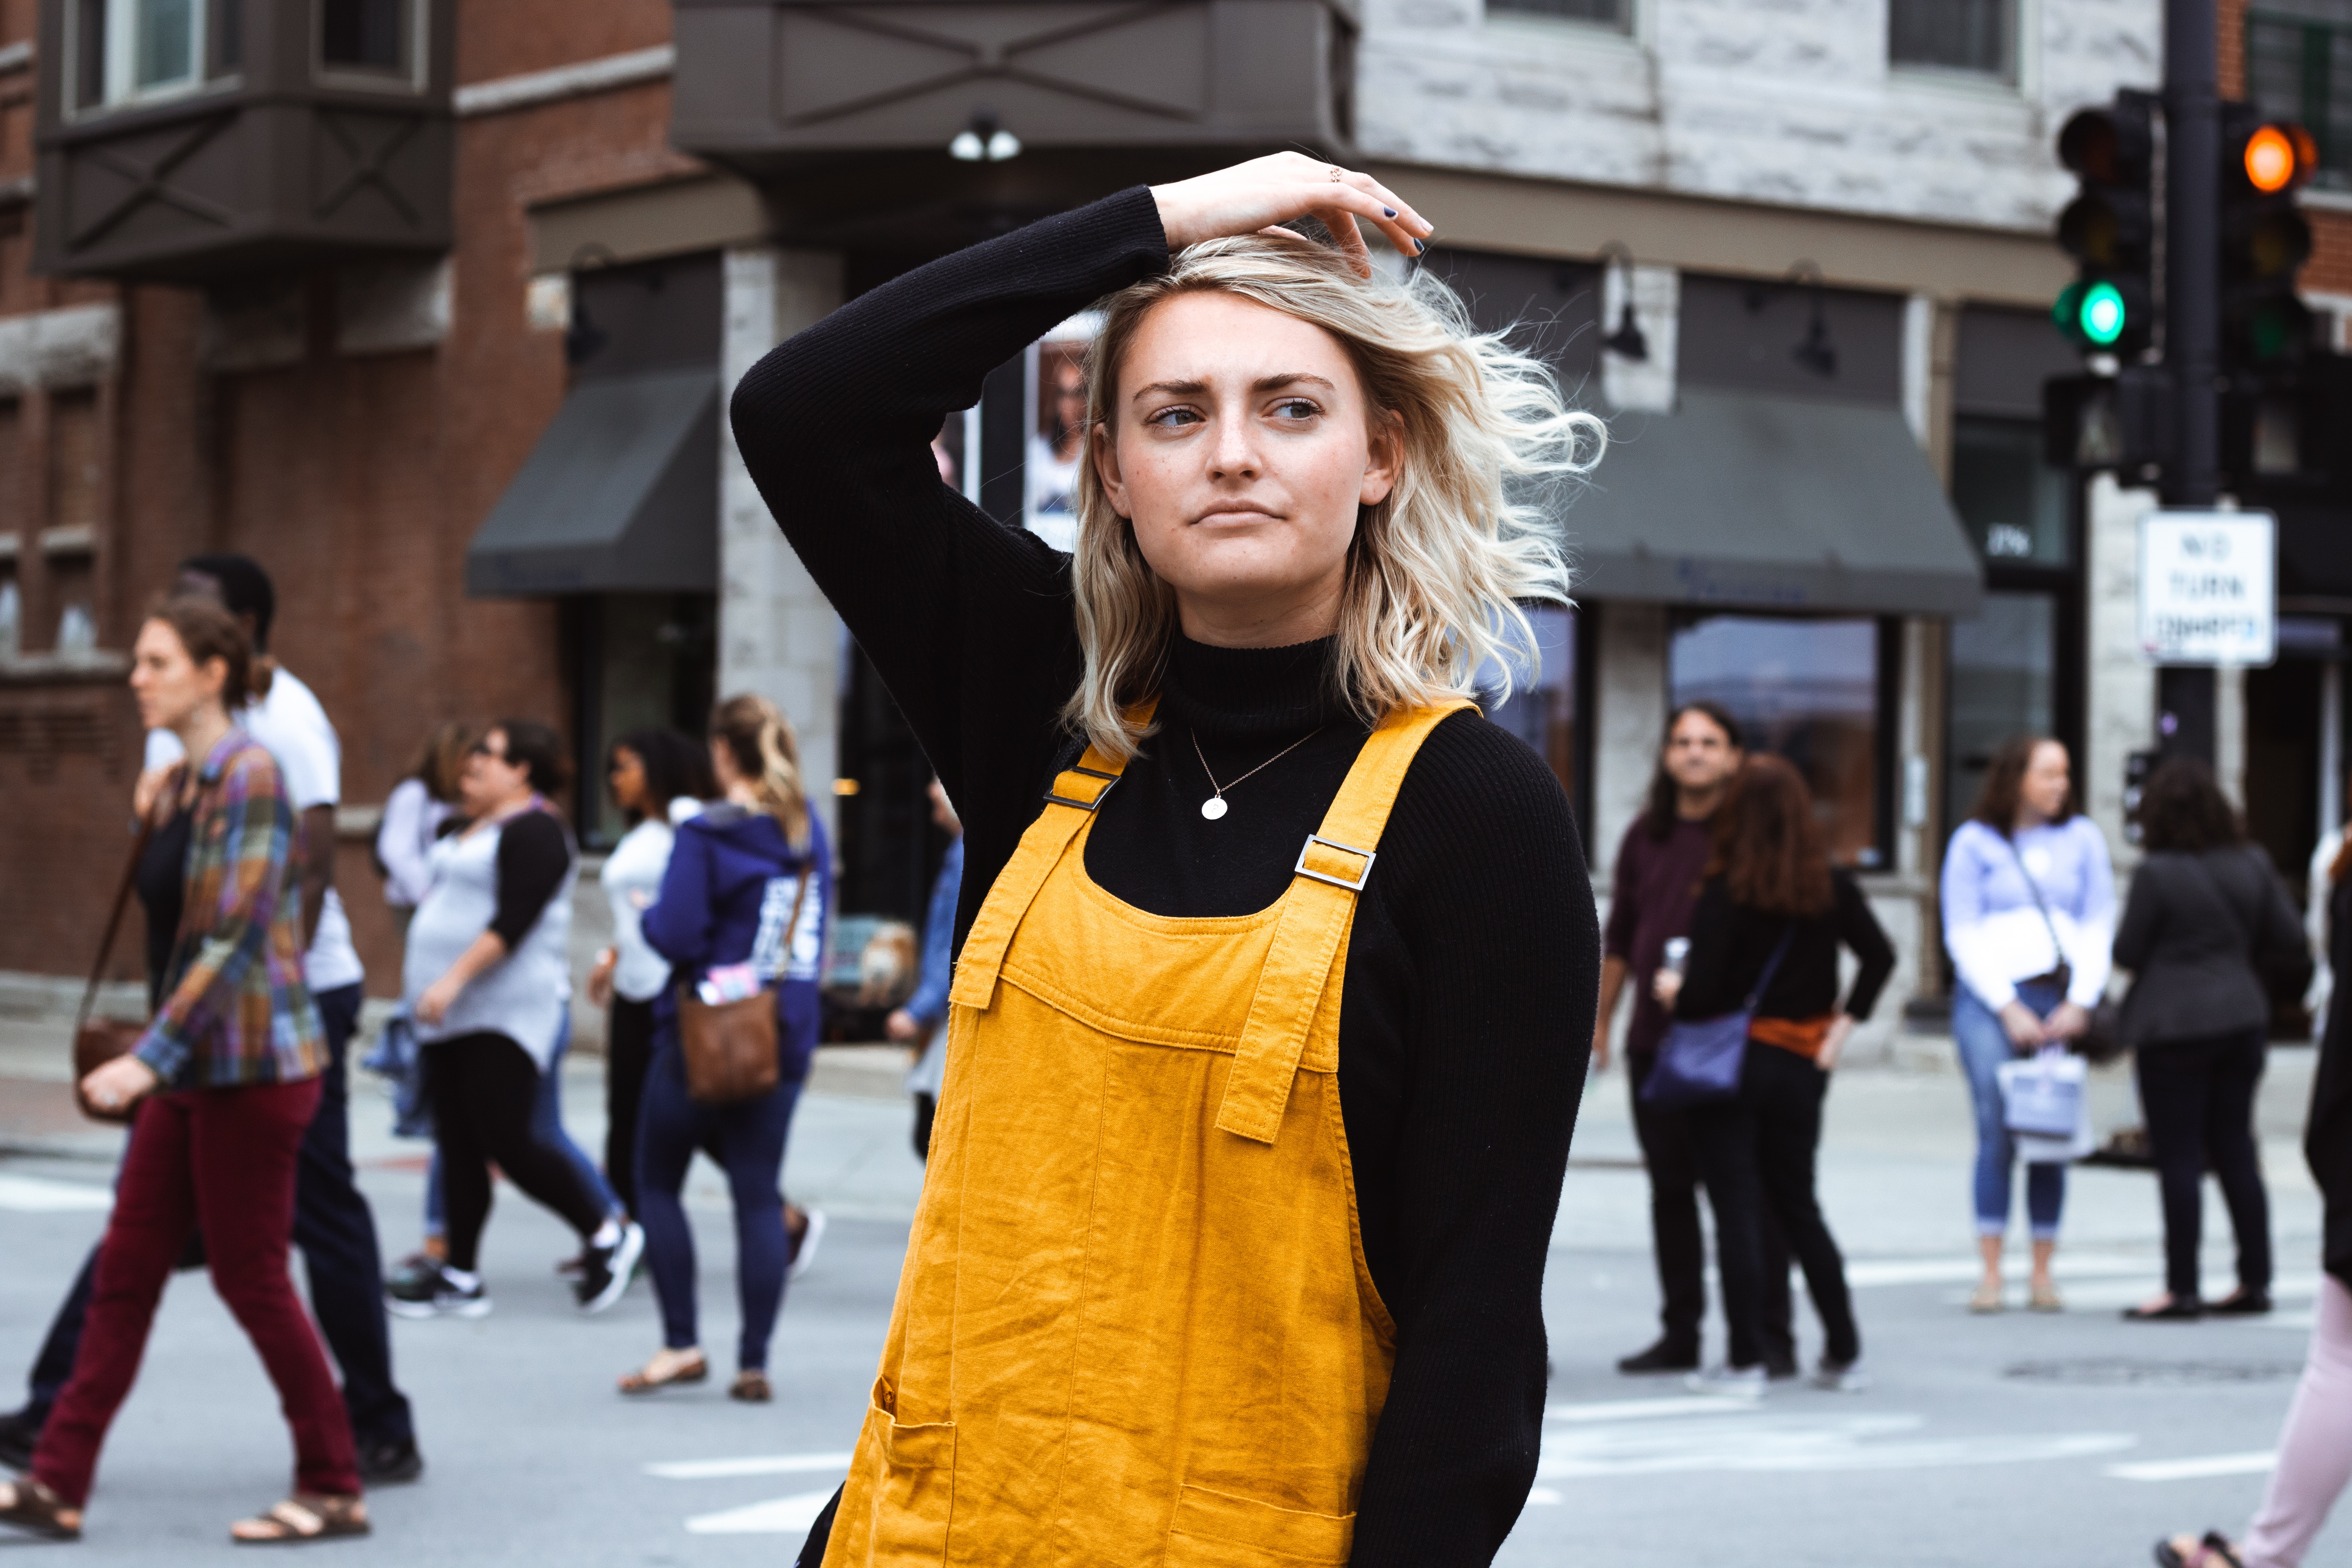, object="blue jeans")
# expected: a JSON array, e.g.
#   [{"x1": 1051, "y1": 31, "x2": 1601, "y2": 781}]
[
  {"x1": 424, "y1": 1008, "x2": 617, "y2": 1238},
  {"x1": 1953, "y1": 980, "x2": 2067, "y2": 1241},
  {"x1": 636, "y1": 984, "x2": 817, "y2": 1372}
]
